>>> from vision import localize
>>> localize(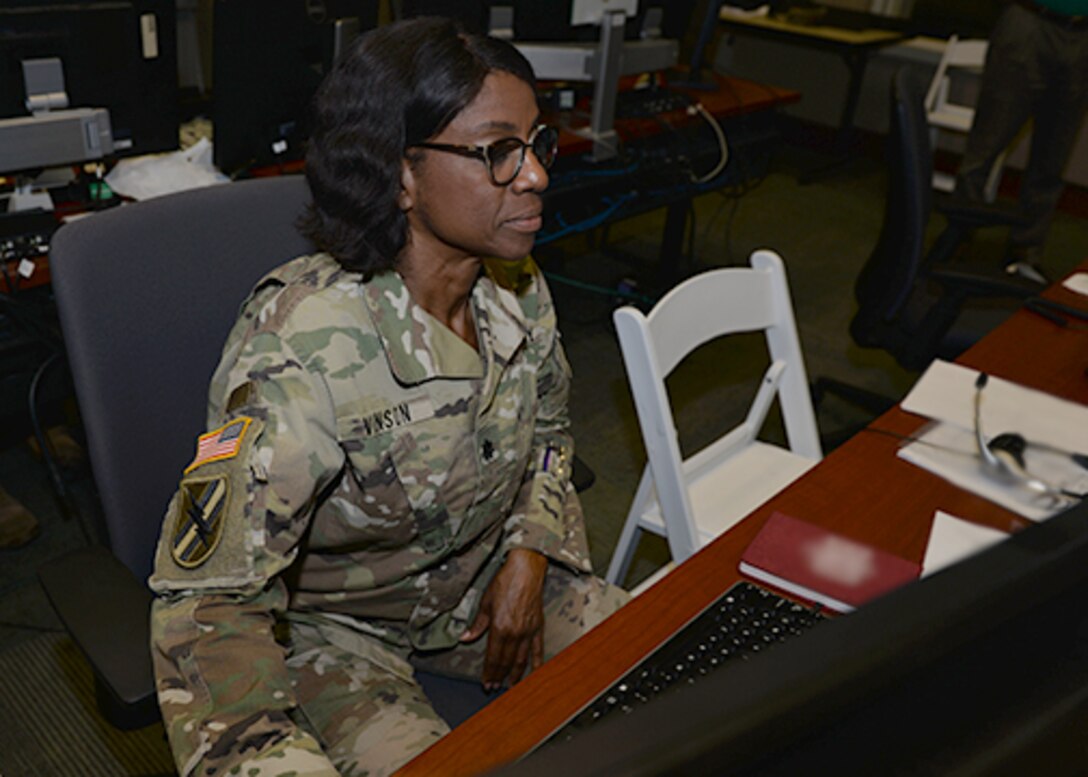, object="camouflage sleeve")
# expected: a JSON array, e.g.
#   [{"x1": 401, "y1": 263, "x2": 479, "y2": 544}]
[
  {"x1": 151, "y1": 591, "x2": 338, "y2": 777},
  {"x1": 149, "y1": 305, "x2": 345, "y2": 777},
  {"x1": 499, "y1": 266, "x2": 592, "y2": 573}
]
